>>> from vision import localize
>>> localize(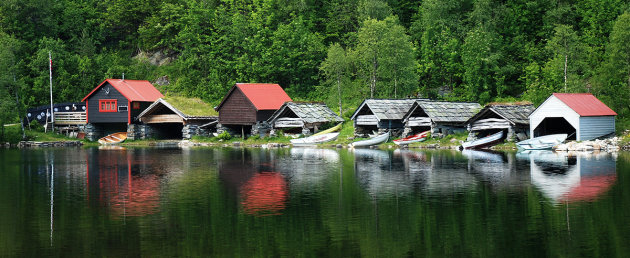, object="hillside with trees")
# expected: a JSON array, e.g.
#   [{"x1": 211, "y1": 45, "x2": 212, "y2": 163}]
[{"x1": 1, "y1": 0, "x2": 630, "y2": 129}]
